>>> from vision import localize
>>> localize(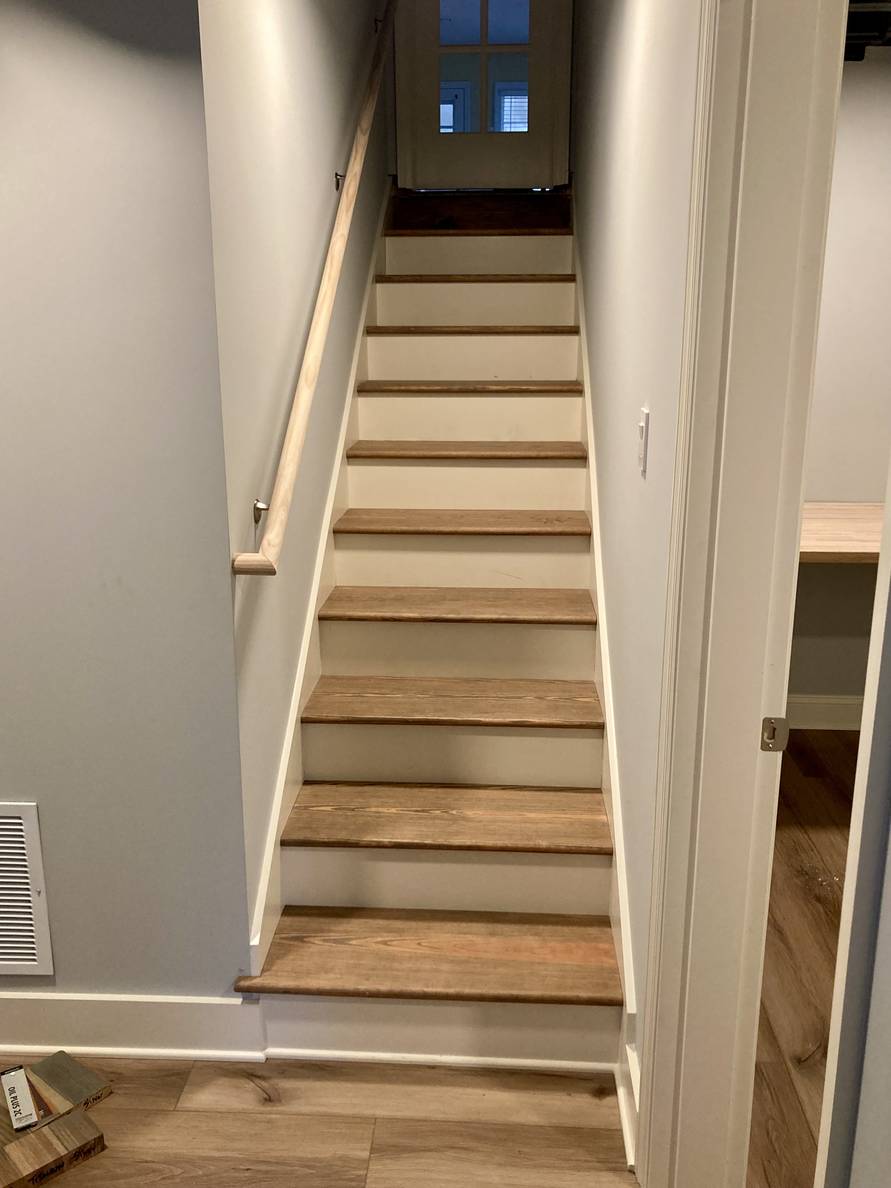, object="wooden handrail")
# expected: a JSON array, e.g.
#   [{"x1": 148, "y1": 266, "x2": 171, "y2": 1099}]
[{"x1": 233, "y1": 0, "x2": 398, "y2": 576}]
